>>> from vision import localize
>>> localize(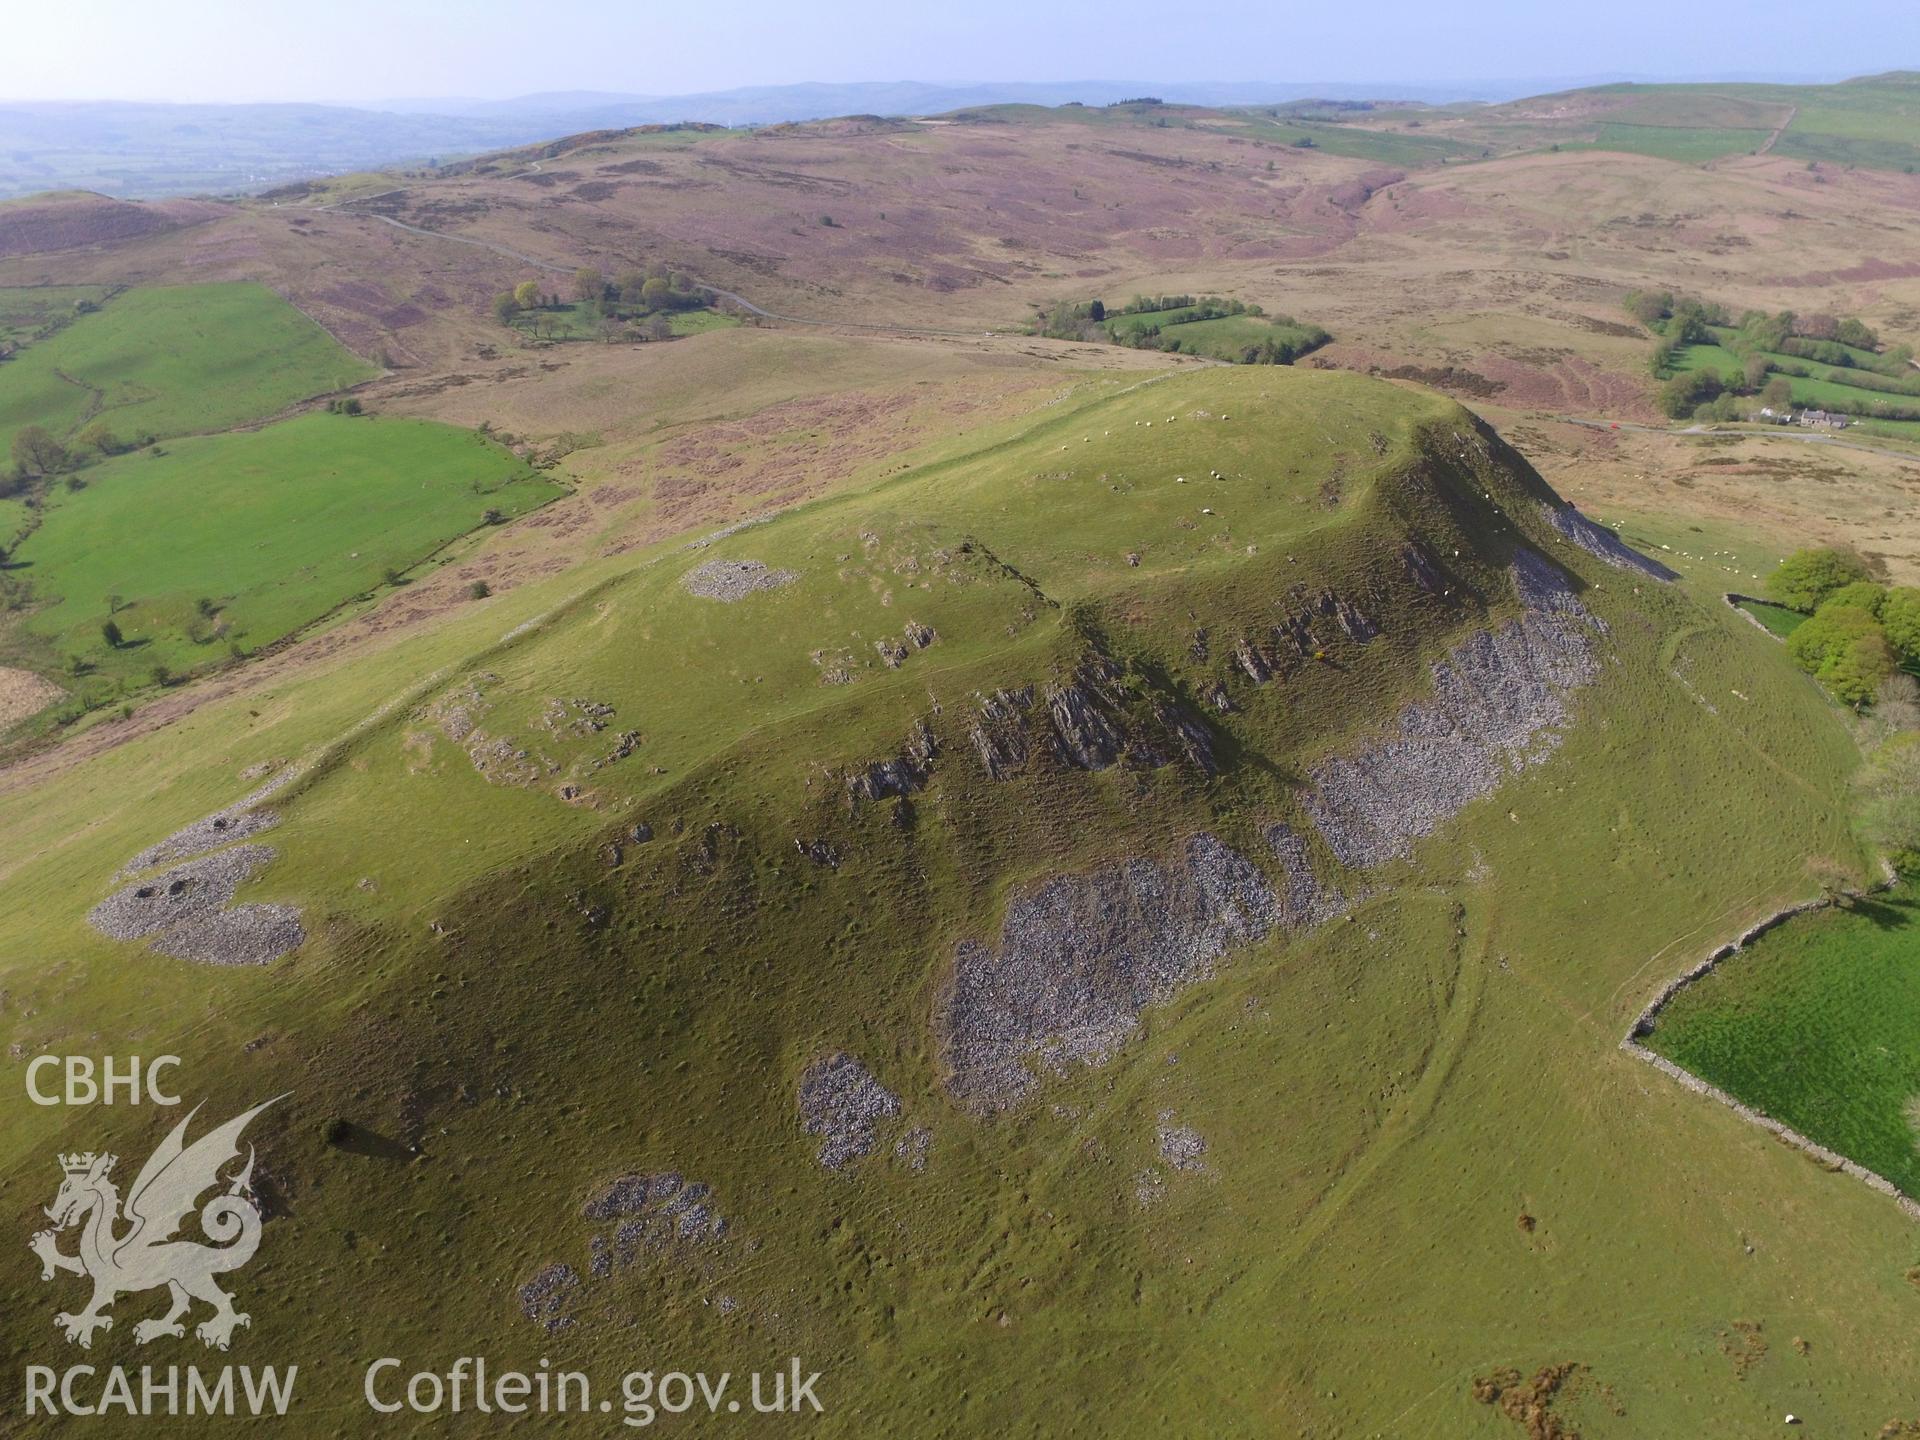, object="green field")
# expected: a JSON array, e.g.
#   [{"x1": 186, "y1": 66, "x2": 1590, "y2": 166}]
[
  {"x1": 1568, "y1": 121, "x2": 1771, "y2": 163},
  {"x1": 510, "y1": 299, "x2": 740, "y2": 343},
  {"x1": 1669, "y1": 339, "x2": 1920, "y2": 436},
  {"x1": 1099, "y1": 305, "x2": 1328, "y2": 362},
  {"x1": 0, "y1": 282, "x2": 376, "y2": 458},
  {"x1": 1735, "y1": 597, "x2": 1809, "y2": 638},
  {"x1": 1464, "y1": 74, "x2": 1920, "y2": 174},
  {"x1": 1646, "y1": 882, "x2": 1920, "y2": 1197},
  {"x1": 5, "y1": 412, "x2": 561, "y2": 685},
  {"x1": 0, "y1": 284, "x2": 111, "y2": 348}
]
